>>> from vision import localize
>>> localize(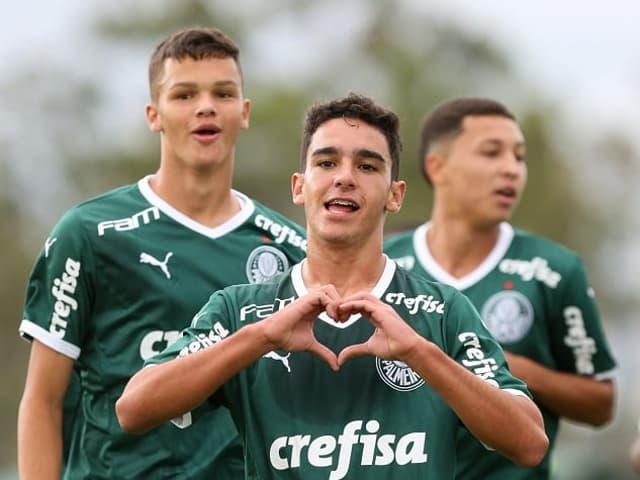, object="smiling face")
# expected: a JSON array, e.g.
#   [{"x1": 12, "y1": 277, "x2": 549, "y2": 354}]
[
  {"x1": 292, "y1": 117, "x2": 405, "y2": 248},
  {"x1": 427, "y1": 114, "x2": 527, "y2": 227},
  {"x1": 146, "y1": 56, "x2": 250, "y2": 172}
]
